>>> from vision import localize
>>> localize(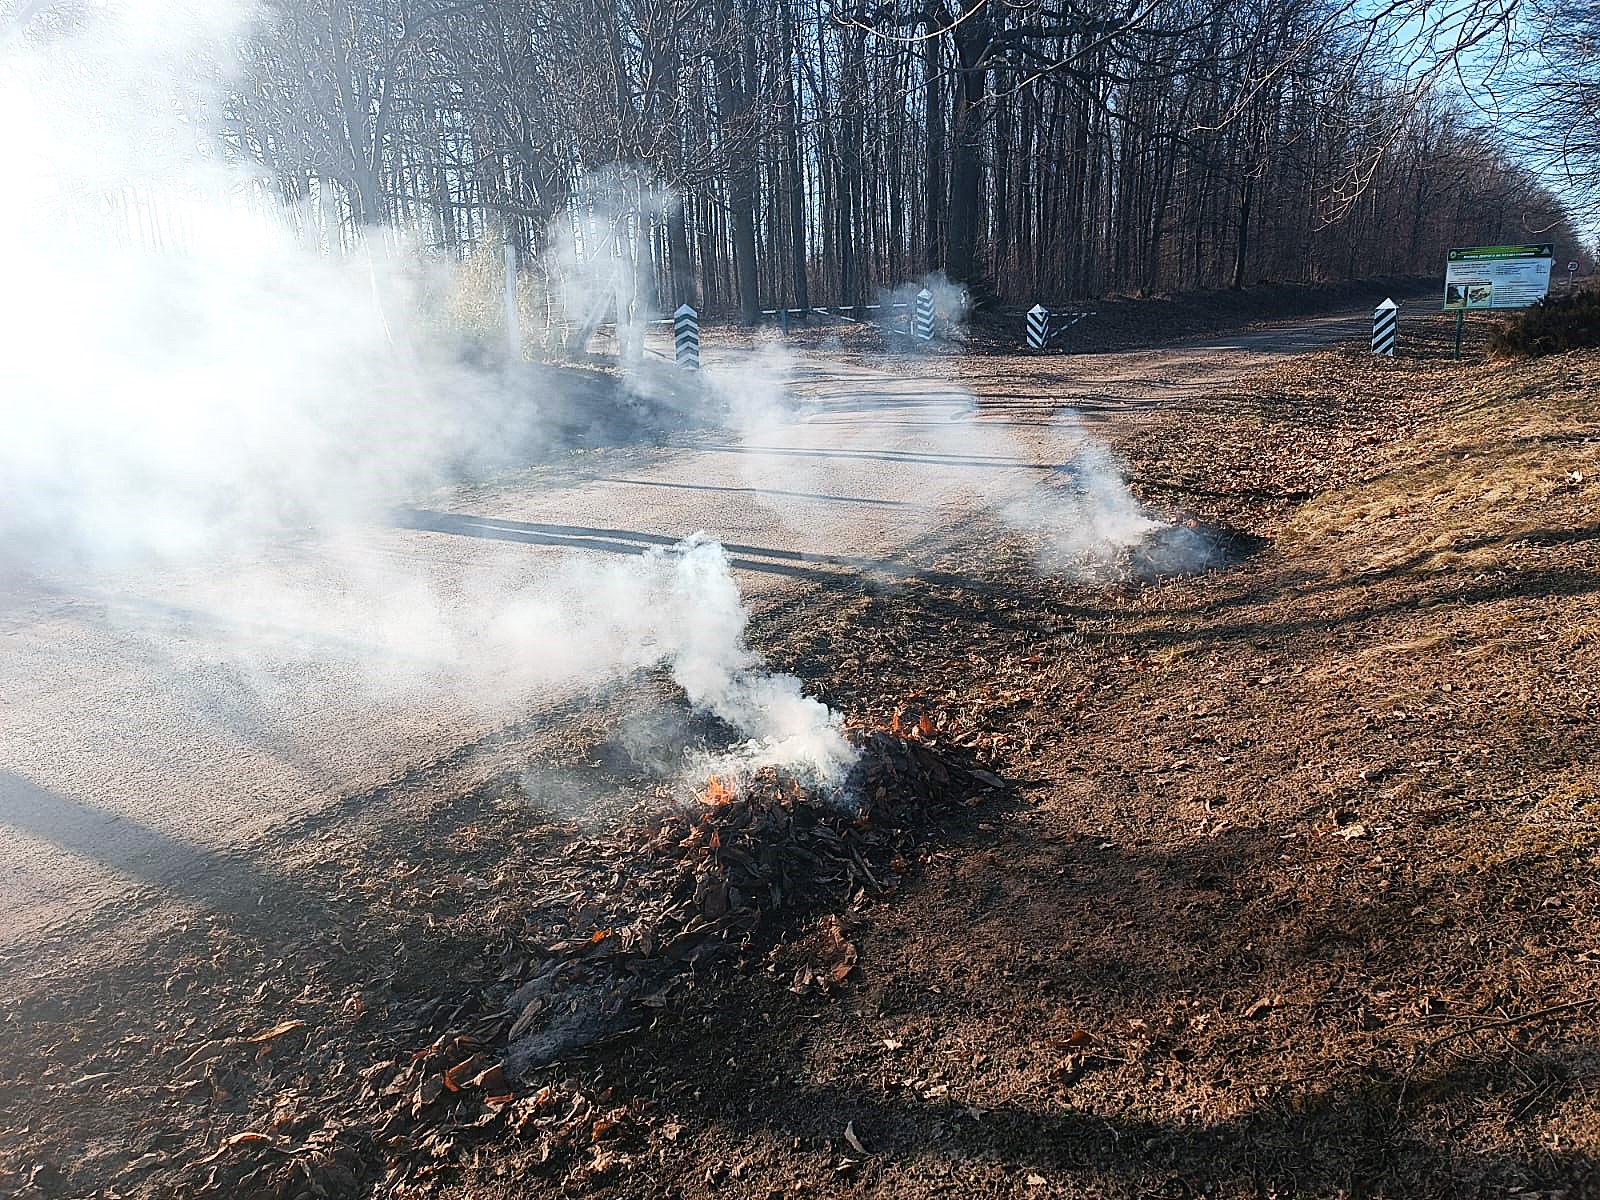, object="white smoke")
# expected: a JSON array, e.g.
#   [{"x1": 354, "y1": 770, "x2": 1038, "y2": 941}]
[
  {"x1": 664, "y1": 537, "x2": 856, "y2": 788},
  {"x1": 478, "y1": 536, "x2": 857, "y2": 791},
  {"x1": 545, "y1": 165, "x2": 674, "y2": 366},
  {"x1": 880, "y1": 271, "x2": 972, "y2": 335},
  {"x1": 0, "y1": 4, "x2": 542, "y2": 567},
  {"x1": 0, "y1": 0, "x2": 854, "y2": 805},
  {"x1": 693, "y1": 331, "x2": 1206, "y2": 585},
  {"x1": 1005, "y1": 419, "x2": 1213, "y2": 579},
  {"x1": 0, "y1": 0, "x2": 1193, "y2": 850}
]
